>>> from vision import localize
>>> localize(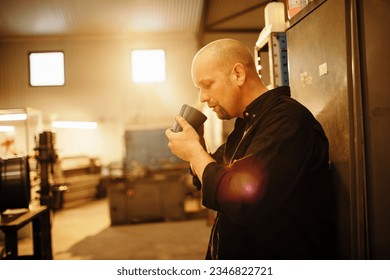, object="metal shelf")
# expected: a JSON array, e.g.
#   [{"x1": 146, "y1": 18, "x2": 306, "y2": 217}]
[{"x1": 255, "y1": 31, "x2": 289, "y2": 88}]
